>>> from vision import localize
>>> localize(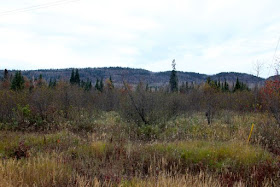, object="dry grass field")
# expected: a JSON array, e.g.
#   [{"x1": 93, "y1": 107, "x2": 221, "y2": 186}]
[{"x1": 0, "y1": 112, "x2": 279, "y2": 186}]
